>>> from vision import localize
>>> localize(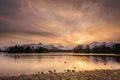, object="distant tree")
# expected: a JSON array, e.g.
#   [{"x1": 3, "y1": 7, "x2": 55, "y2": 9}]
[
  {"x1": 8, "y1": 45, "x2": 21, "y2": 53},
  {"x1": 35, "y1": 47, "x2": 48, "y2": 53},
  {"x1": 7, "y1": 45, "x2": 50, "y2": 53},
  {"x1": 84, "y1": 45, "x2": 90, "y2": 53},
  {"x1": 74, "y1": 43, "x2": 120, "y2": 54},
  {"x1": 74, "y1": 45, "x2": 84, "y2": 53},
  {"x1": 91, "y1": 46, "x2": 98, "y2": 53},
  {"x1": 24, "y1": 46, "x2": 33, "y2": 53},
  {"x1": 113, "y1": 44, "x2": 120, "y2": 54},
  {"x1": 97, "y1": 45, "x2": 106, "y2": 53}
]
